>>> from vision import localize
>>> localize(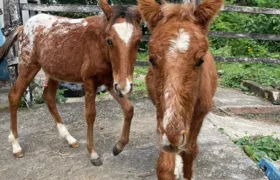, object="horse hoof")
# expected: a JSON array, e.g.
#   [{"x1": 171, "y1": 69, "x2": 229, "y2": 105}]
[
  {"x1": 91, "y1": 157, "x2": 103, "y2": 166},
  {"x1": 69, "y1": 142, "x2": 79, "y2": 148},
  {"x1": 112, "y1": 144, "x2": 123, "y2": 156},
  {"x1": 13, "y1": 151, "x2": 24, "y2": 158}
]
